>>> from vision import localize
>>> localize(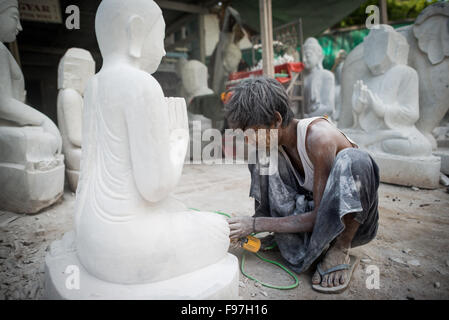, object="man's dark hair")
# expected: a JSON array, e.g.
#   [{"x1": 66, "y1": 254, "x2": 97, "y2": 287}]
[{"x1": 224, "y1": 76, "x2": 294, "y2": 130}]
